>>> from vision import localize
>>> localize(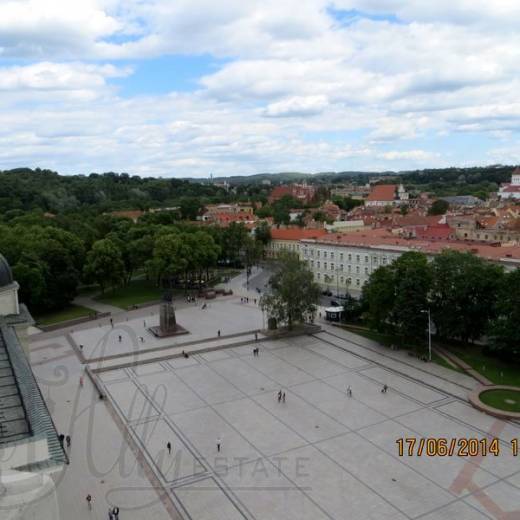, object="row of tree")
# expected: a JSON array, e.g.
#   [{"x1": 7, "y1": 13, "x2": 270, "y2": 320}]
[
  {"x1": 360, "y1": 250, "x2": 519, "y2": 359},
  {"x1": 0, "y1": 211, "x2": 267, "y2": 311}
]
